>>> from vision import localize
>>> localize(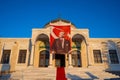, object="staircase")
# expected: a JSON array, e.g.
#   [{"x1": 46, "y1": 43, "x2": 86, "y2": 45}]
[
  {"x1": 0, "y1": 66, "x2": 120, "y2": 80},
  {"x1": 11, "y1": 67, "x2": 56, "y2": 80}
]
